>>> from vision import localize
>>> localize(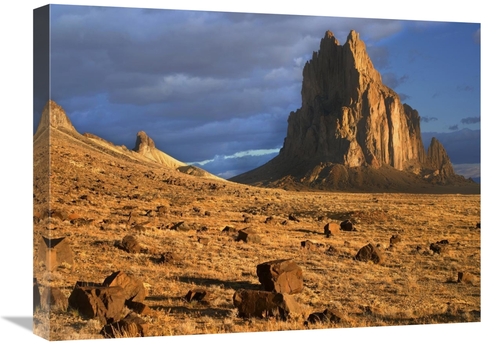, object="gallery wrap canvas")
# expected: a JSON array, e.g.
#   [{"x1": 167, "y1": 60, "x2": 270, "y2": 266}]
[{"x1": 32, "y1": 2, "x2": 482, "y2": 343}]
